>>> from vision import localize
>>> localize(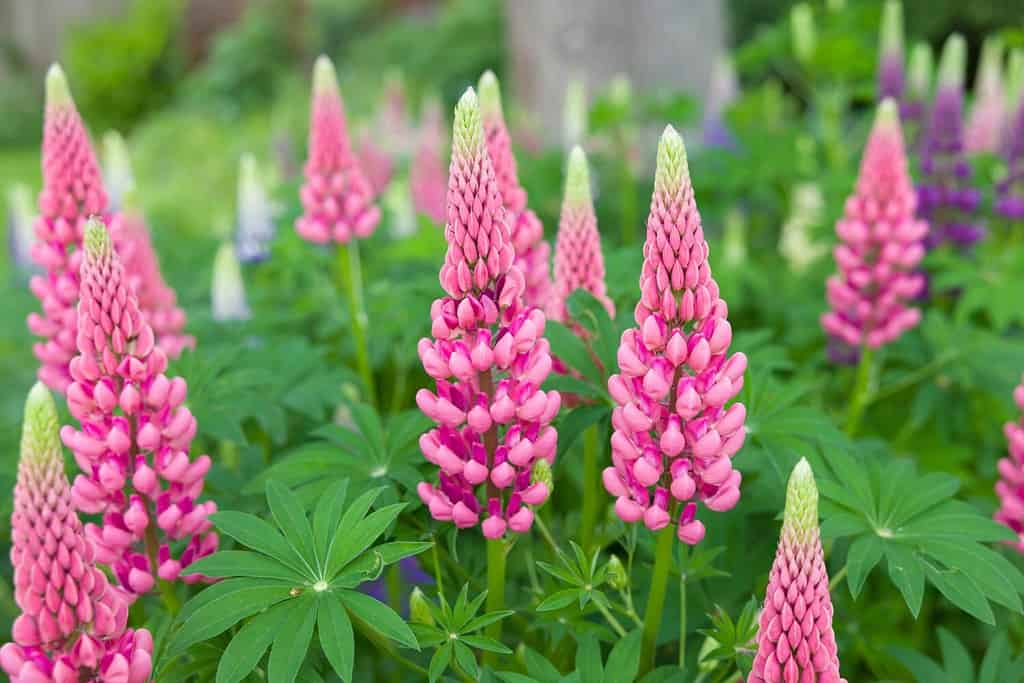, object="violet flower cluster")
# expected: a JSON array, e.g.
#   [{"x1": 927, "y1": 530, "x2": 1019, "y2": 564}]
[
  {"x1": 917, "y1": 35, "x2": 984, "y2": 248},
  {"x1": 821, "y1": 100, "x2": 927, "y2": 353},
  {"x1": 1, "y1": 383, "x2": 152, "y2": 683},
  {"x1": 603, "y1": 126, "x2": 746, "y2": 545},
  {"x1": 295, "y1": 56, "x2": 381, "y2": 244},
  {"x1": 60, "y1": 218, "x2": 218, "y2": 599},
  {"x1": 416, "y1": 89, "x2": 561, "y2": 539},
  {"x1": 995, "y1": 376, "x2": 1024, "y2": 554}
]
